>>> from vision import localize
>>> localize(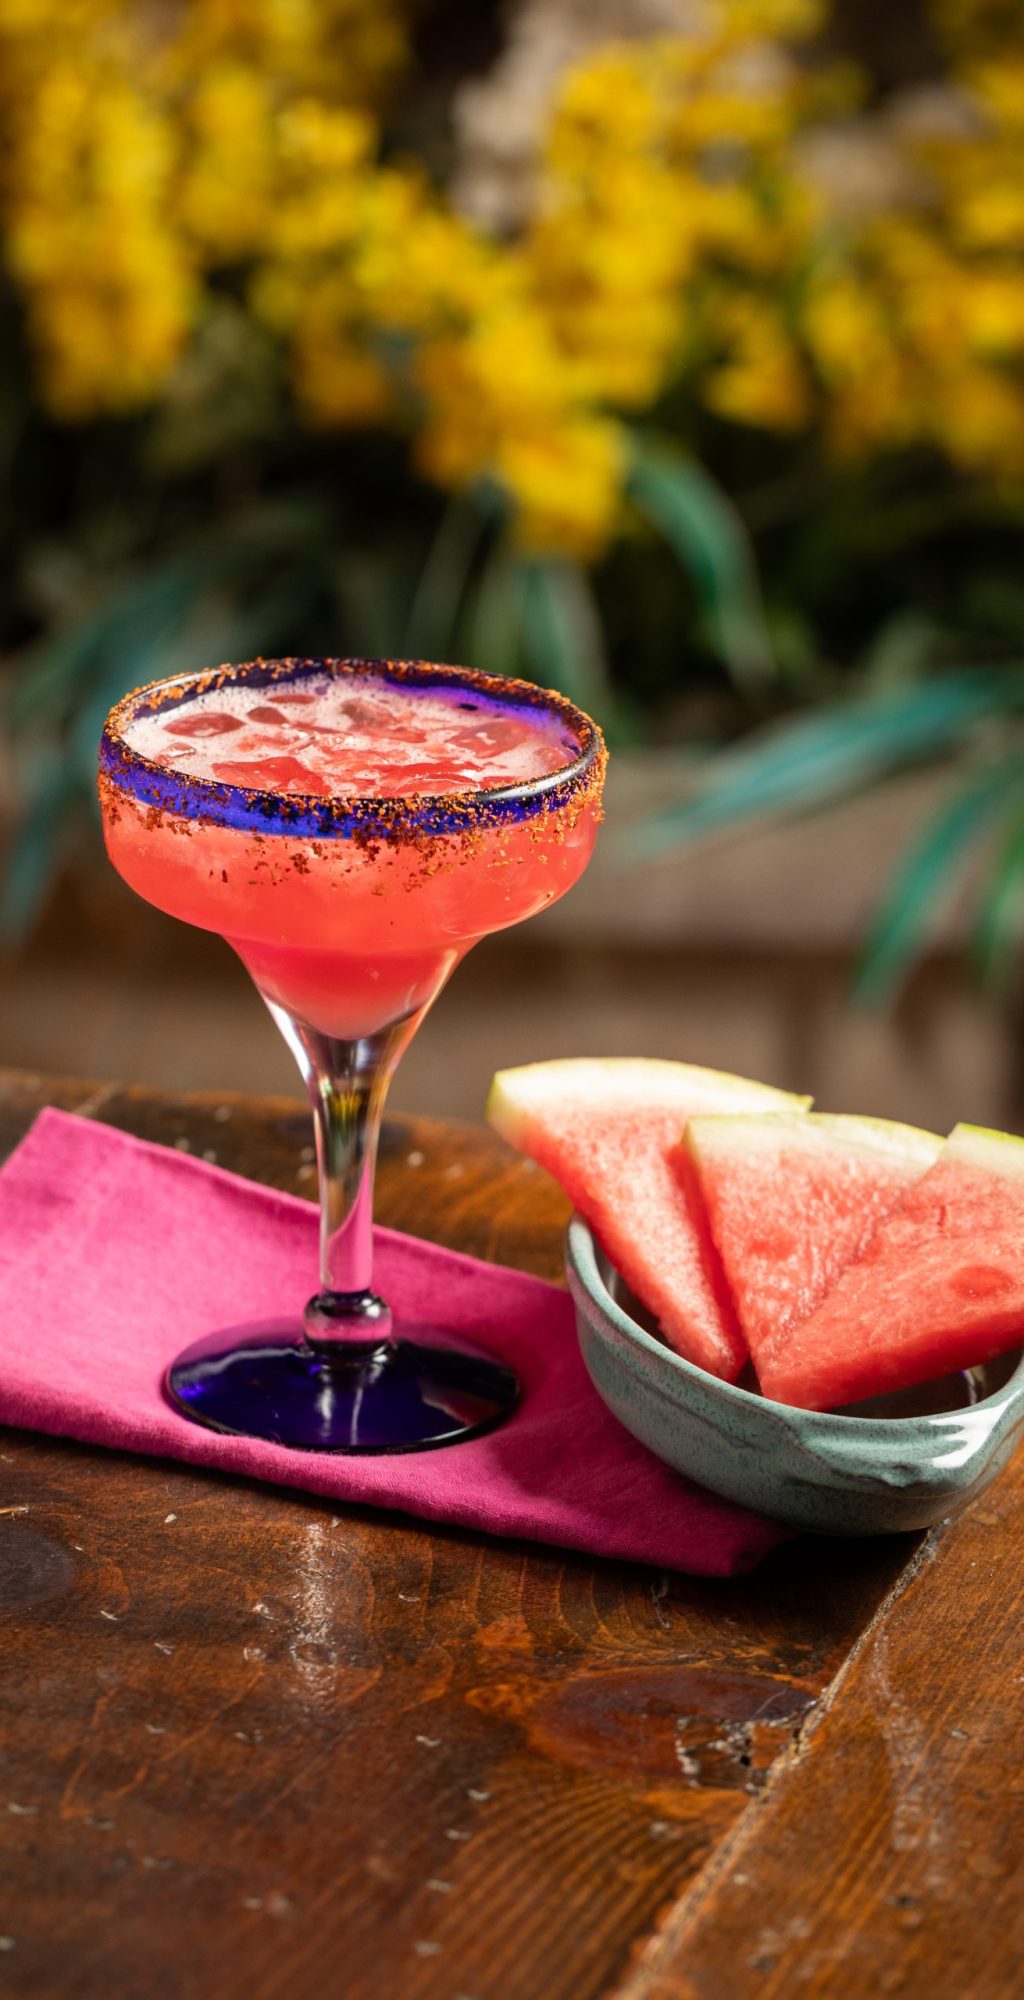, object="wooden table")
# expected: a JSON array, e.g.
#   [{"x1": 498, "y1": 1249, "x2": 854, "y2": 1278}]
[{"x1": 1, "y1": 1071, "x2": 1021, "y2": 2000}]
